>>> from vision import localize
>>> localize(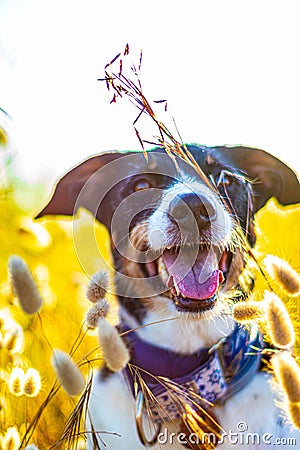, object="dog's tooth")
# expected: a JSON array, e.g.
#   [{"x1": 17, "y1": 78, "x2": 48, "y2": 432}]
[
  {"x1": 157, "y1": 257, "x2": 162, "y2": 274},
  {"x1": 158, "y1": 257, "x2": 169, "y2": 283}
]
